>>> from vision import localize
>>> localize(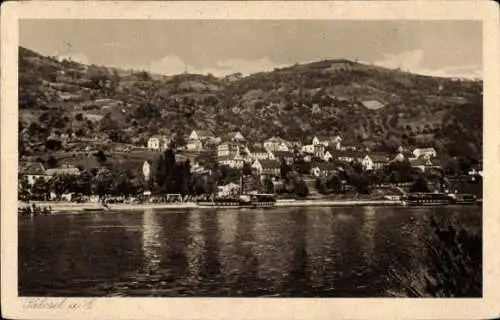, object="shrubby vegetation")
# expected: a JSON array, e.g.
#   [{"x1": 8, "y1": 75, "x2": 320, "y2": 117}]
[
  {"x1": 18, "y1": 46, "x2": 482, "y2": 160},
  {"x1": 388, "y1": 215, "x2": 481, "y2": 297}
]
